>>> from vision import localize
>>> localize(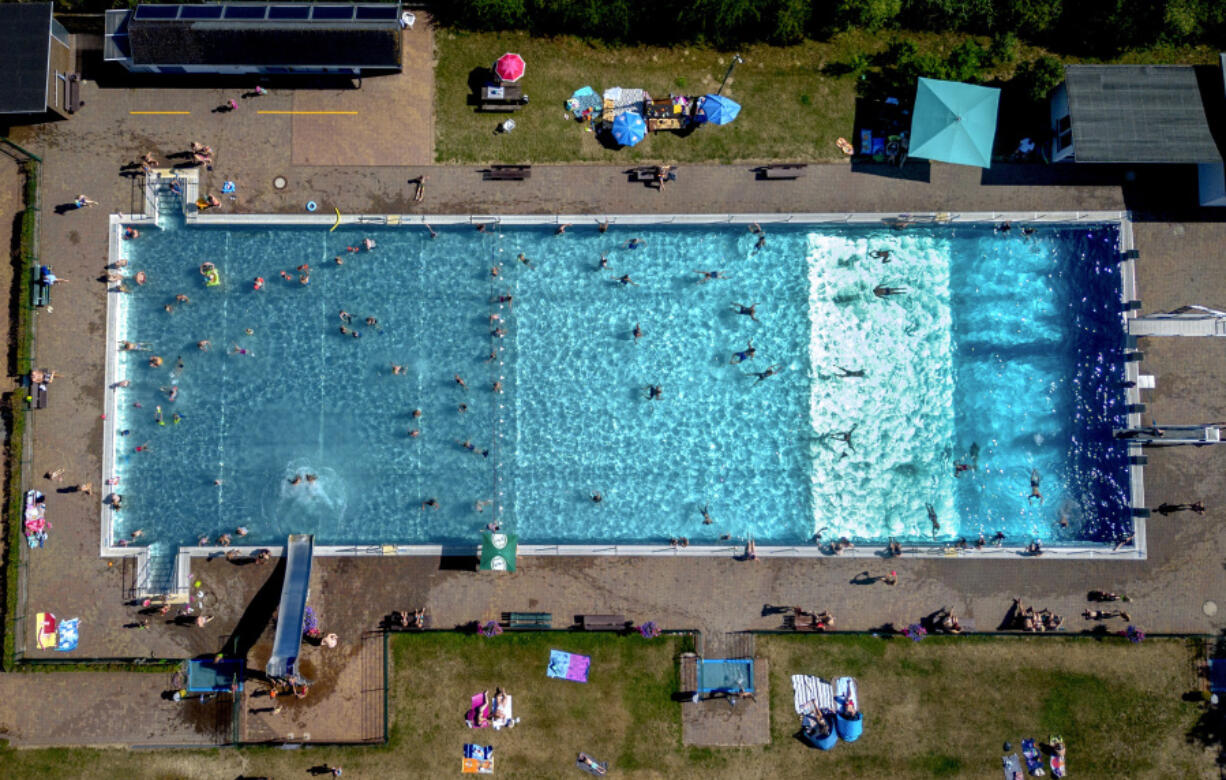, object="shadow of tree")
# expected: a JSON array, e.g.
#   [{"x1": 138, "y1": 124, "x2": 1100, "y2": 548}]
[{"x1": 1186, "y1": 630, "x2": 1226, "y2": 768}]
